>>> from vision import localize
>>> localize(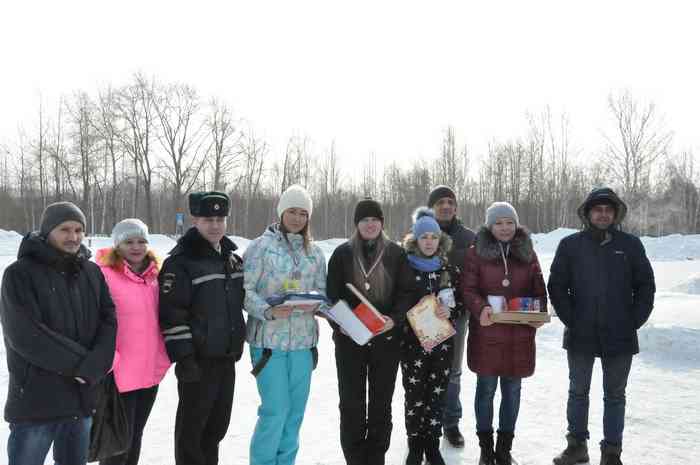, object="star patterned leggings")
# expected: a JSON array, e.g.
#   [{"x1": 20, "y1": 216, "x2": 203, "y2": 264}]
[{"x1": 400, "y1": 336, "x2": 454, "y2": 439}]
